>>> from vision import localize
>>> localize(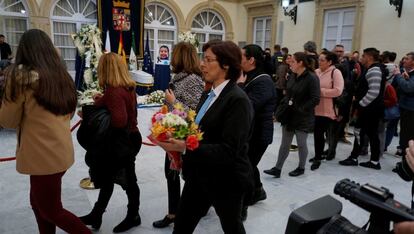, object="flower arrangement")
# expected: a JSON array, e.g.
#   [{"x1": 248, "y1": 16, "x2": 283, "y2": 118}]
[
  {"x1": 72, "y1": 24, "x2": 103, "y2": 106},
  {"x1": 149, "y1": 103, "x2": 203, "y2": 171},
  {"x1": 178, "y1": 31, "x2": 199, "y2": 49},
  {"x1": 145, "y1": 90, "x2": 165, "y2": 104}
]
